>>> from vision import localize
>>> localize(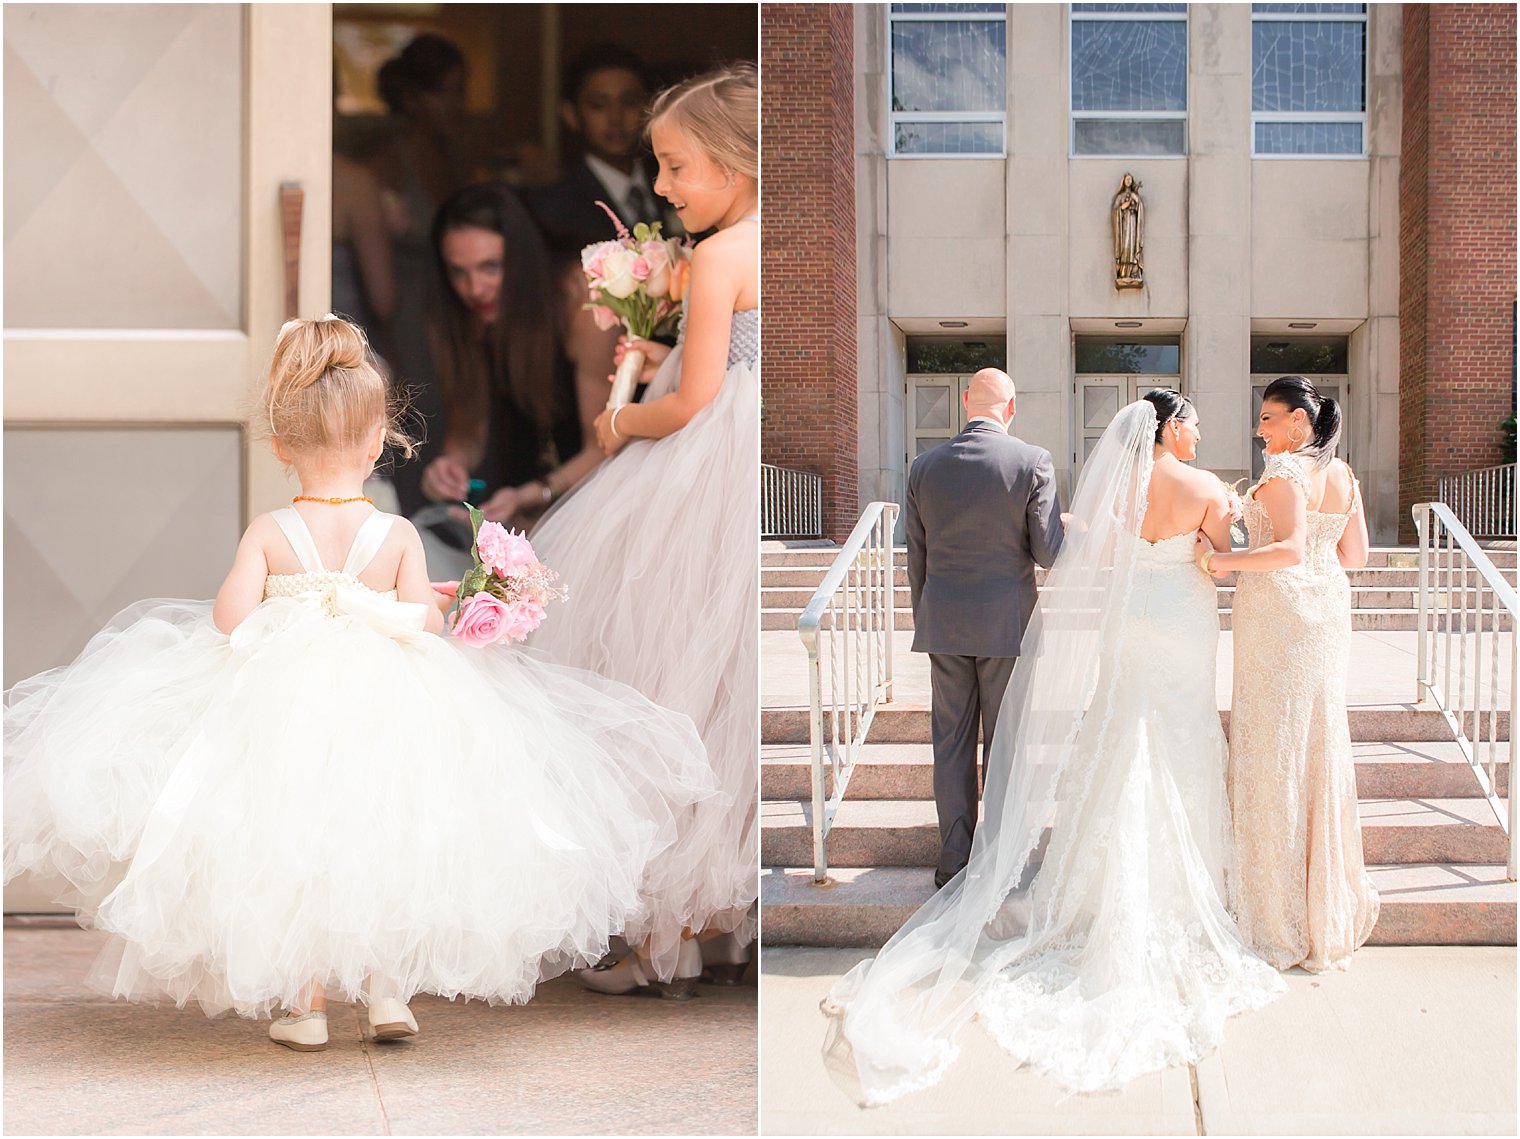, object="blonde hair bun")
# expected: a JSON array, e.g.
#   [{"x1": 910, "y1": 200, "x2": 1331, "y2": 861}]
[{"x1": 262, "y1": 316, "x2": 414, "y2": 459}]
